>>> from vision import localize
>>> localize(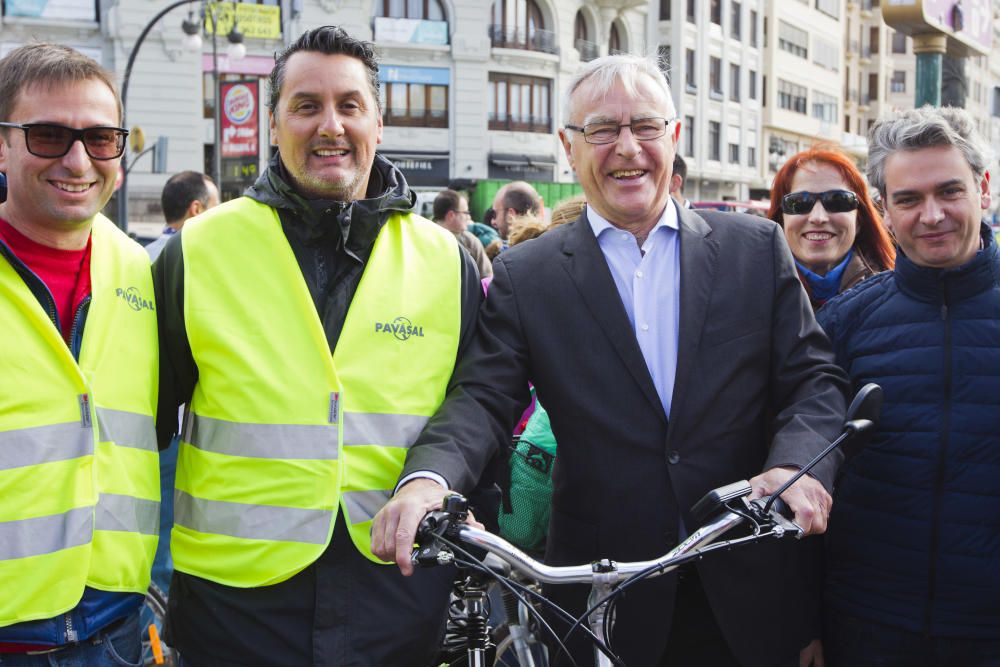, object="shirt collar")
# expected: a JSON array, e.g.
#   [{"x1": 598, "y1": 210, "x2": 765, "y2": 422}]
[{"x1": 587, "y1": 200, "x2": 678, "y2": 241}]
